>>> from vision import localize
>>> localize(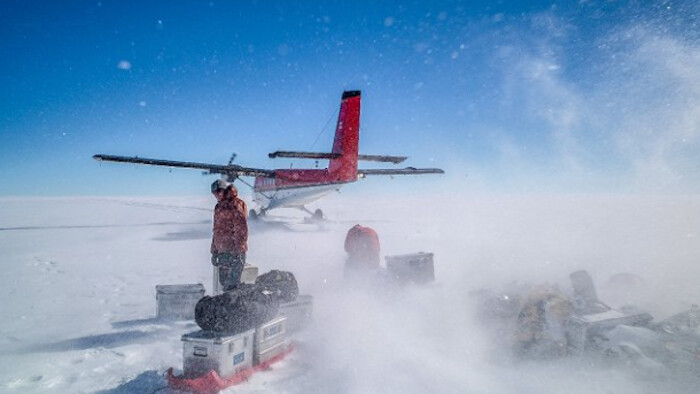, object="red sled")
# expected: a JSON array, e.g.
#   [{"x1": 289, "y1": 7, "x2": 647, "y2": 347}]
[{"x1": 166, "y1": 343, "x2": 295, "y2": 394}]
